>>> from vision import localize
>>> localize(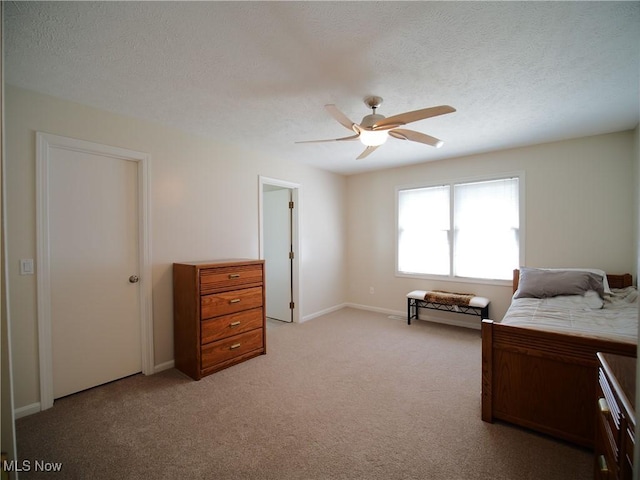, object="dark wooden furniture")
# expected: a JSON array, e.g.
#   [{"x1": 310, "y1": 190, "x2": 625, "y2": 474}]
[
  {"x1": 481, "y1": 270, "x2": 636, "y2": 448},
  {"x1": 595, "y1": 352, "x2": 636, "y2": 479},
  {"x1": 173, "y1": 259, "x2": 266, "y2": 380}
]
